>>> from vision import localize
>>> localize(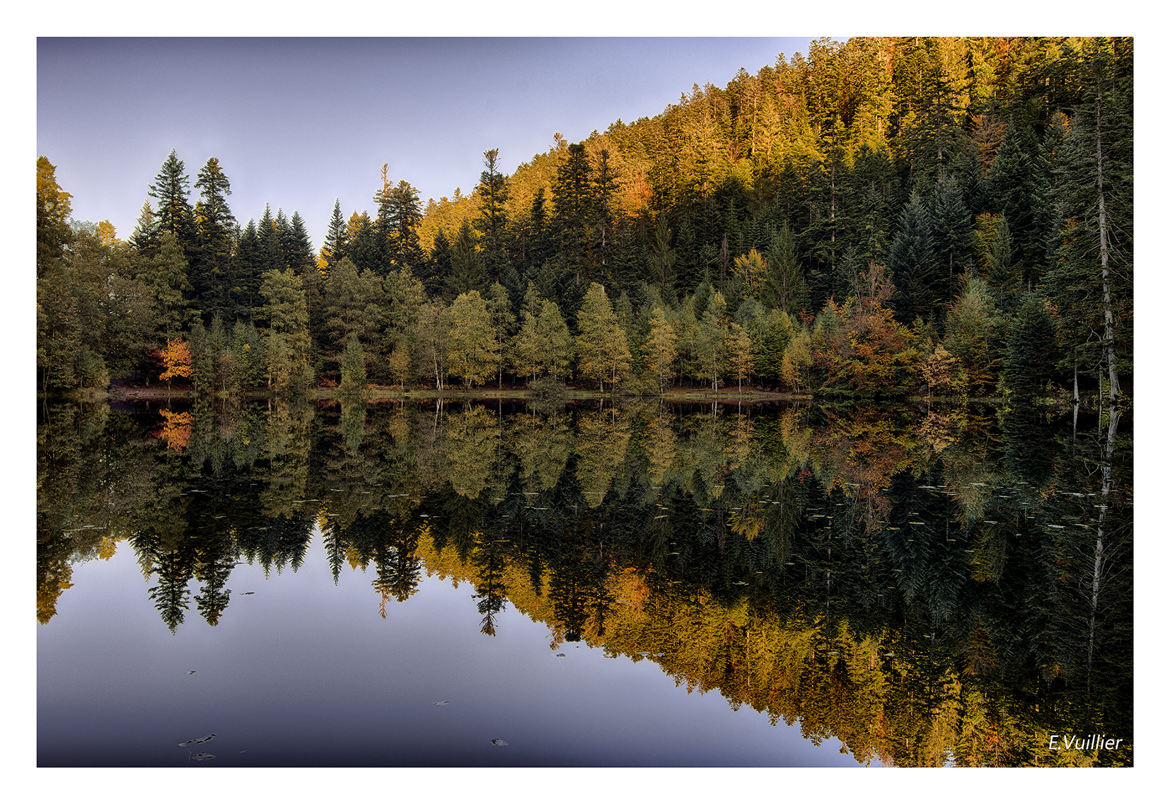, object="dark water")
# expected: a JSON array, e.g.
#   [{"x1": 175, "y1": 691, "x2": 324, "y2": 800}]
[{"x1": 36, "y1": 398, "x2": 1133, "y2": 766}]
